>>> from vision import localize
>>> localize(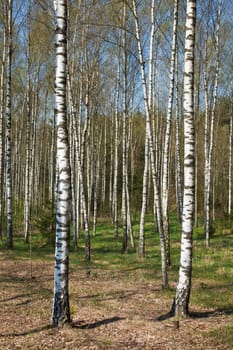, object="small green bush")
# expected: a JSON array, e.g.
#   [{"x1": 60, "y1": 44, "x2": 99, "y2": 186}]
[{"x1": 33, "y1": 205, "x2": 55, "y2": 246}]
